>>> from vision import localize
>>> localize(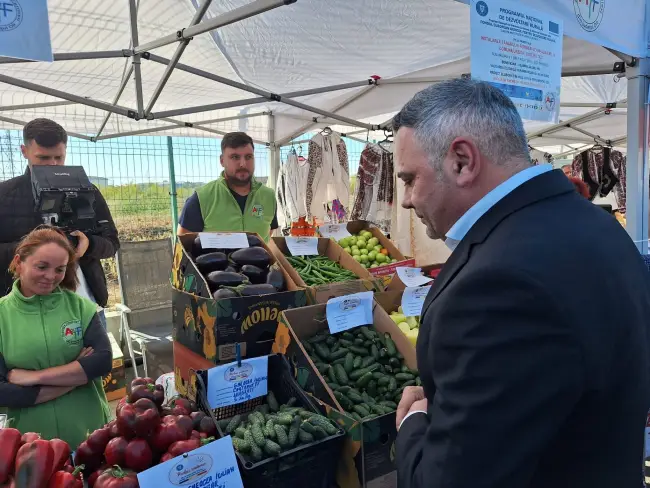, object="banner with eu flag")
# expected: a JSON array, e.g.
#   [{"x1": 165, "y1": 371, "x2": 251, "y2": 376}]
[{"x1": 0, "y1": 0, "x2": 53, "y2": 62}]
